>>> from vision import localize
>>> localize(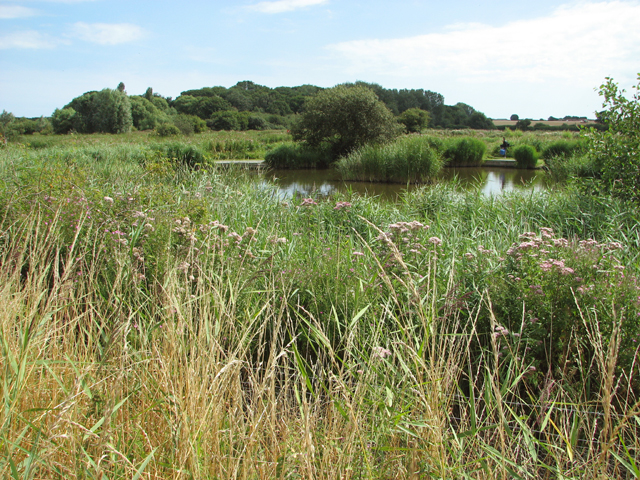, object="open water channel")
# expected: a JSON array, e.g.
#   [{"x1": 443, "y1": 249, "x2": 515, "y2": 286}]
[{"x1": 264, "y1": 166, "x2": 549, "y2": 201}]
